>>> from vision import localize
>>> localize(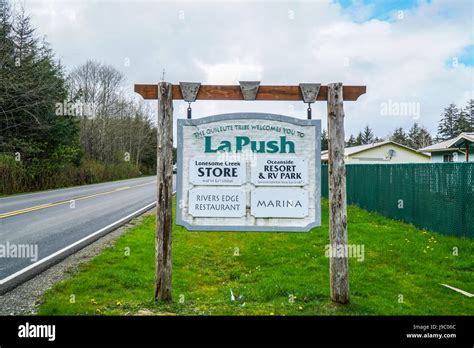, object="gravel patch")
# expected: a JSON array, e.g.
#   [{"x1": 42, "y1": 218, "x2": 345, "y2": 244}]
[{"x1": 0, "y1": 209, "x2": 155, "y2": 316}]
